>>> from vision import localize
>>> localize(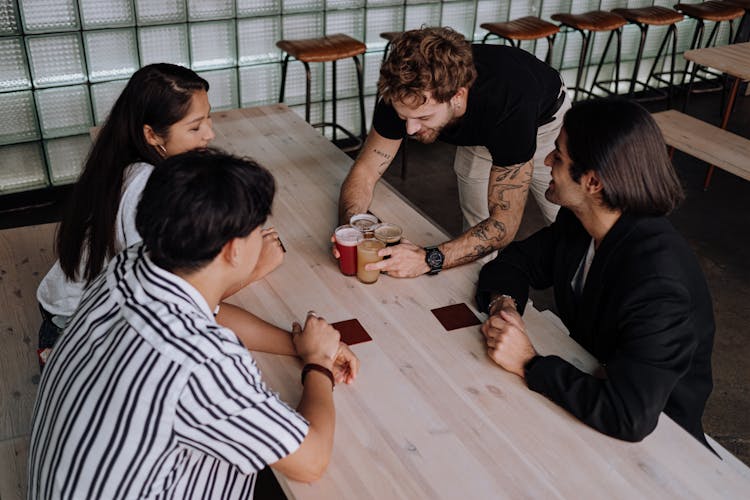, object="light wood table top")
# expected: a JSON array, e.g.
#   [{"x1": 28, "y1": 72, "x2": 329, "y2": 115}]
[
  {"x1": 210, "y1": 105, "x2": 750, "y2": 499},
  {"x1": 684, "y1": 42, "x2": 750, "y2": 81}
]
